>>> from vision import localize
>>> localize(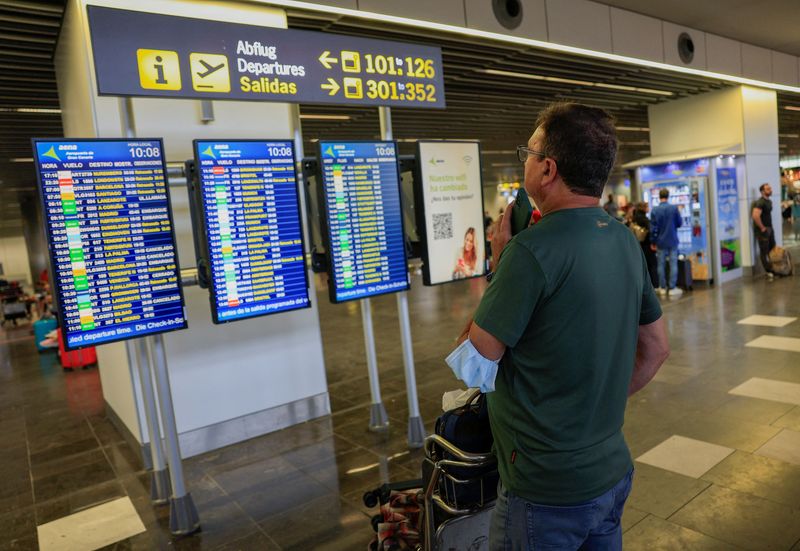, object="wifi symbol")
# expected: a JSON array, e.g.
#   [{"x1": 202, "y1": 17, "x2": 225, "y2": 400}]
[{"x1": 463, "y1": 155, "x2": 472, "y2": 164}]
